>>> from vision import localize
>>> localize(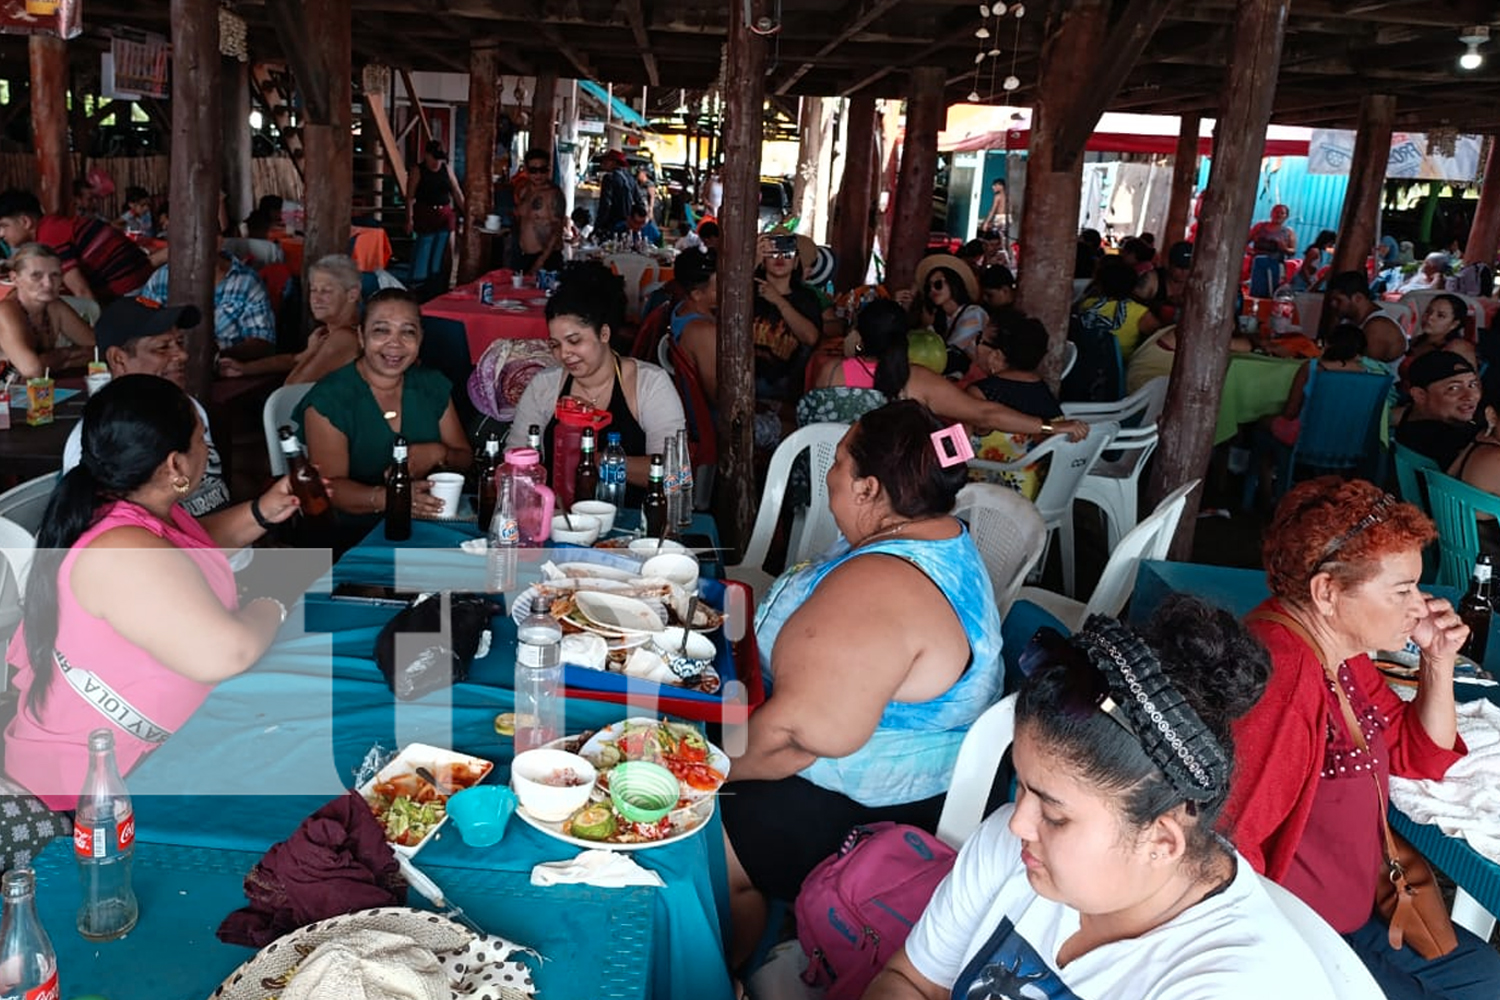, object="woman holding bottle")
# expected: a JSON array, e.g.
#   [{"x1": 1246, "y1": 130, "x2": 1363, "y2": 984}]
[
  {"x1": 506, "y1": 262, "x2": 684, "y2": 506},
  {"x1": 296, "y1": 288, "x2": 470, "y2": 543}
]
